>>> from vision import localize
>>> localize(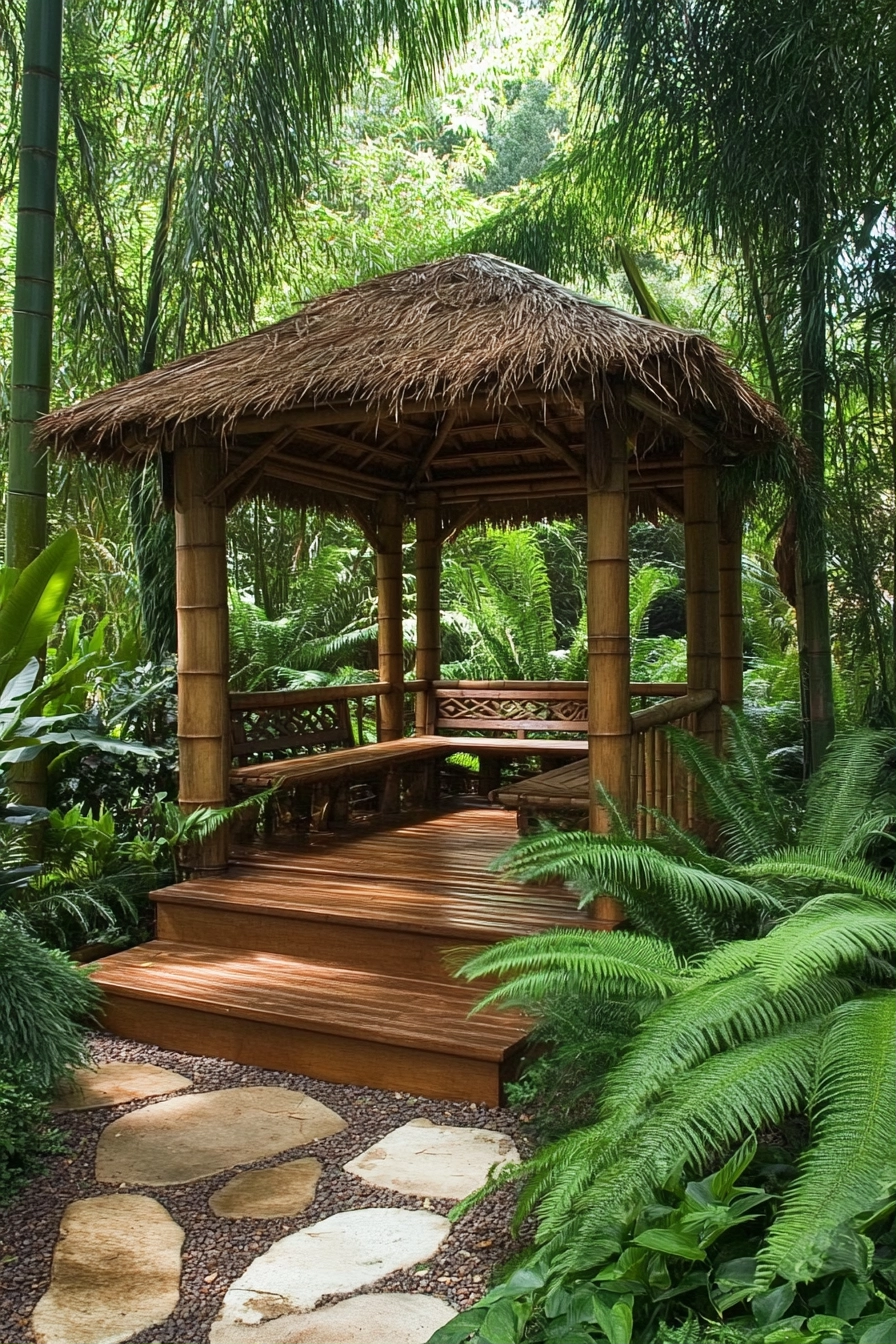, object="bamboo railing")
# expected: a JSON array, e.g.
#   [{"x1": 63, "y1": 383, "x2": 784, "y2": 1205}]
[{"x1": 630, "y1": 688, "x2": 716, "y2": 836}]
